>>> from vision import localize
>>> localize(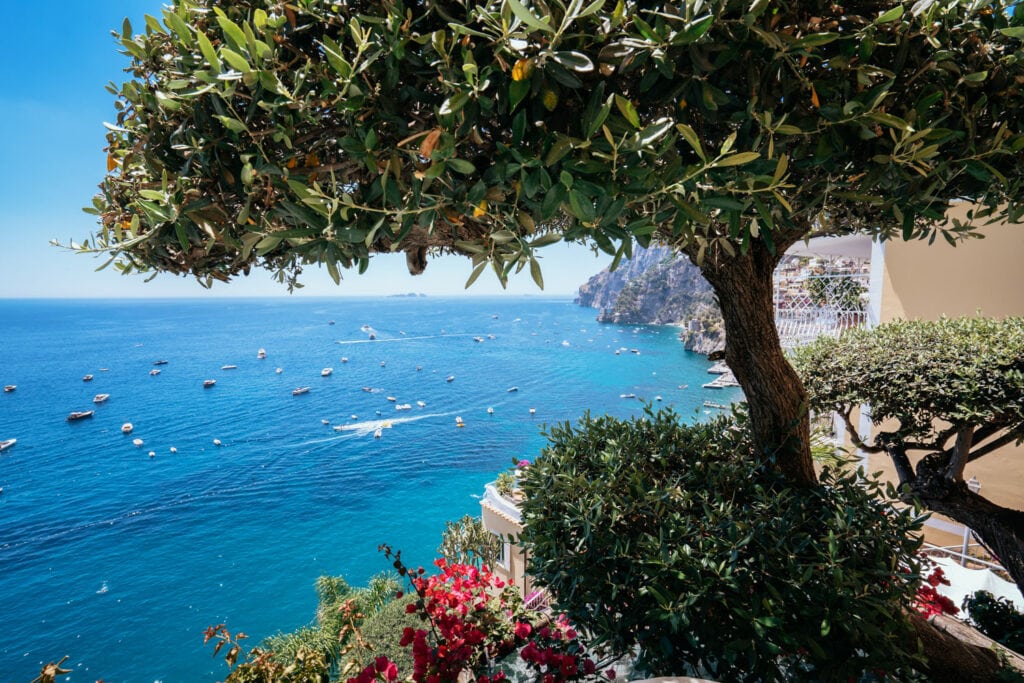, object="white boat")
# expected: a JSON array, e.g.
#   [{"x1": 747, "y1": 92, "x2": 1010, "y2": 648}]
[
  {"x1": 416, "y1": 365, "x2": 422, "y2": 371},
  {"x1": 620, "y1": 393, "x2": 637, "y2": 399},
  {"x1": 369, "y1": 333, "x2": 377, "y2": 340},
  {"x1": 203, "y1": 379, "x2": 216, "y2": 388},
  {"x1": 561, "y1": 341, "x2": 570, "y2": 347},
  {"x1": 474, "y1": 337, "x2": 484, "y2": 343},
  {"x1": 655, "y1": 395, "x2": 663, "y2": 401},
  {"x1": 704, "y1": 401, "x2": 729, "y2": 410},
  {"x1": 257, "y1": 348, "x2": 267, "y2": 359},
  {"x1": 630, "y1": 349, "x2": 640, "y2": 355},
  {"x1": 380, "y1": 360, "x2": 386, "y2": 367},
  {"x1": 455, "y1": 416, "x2": 465, "y2": 427},
  {"x1": 67, "y1": 410, "x2": 94, "y2": 421},
  {"x1": 321, "y1": 419, "x2": 330, "y2": 425},
  {"x1": 153, "y1": 360, "x2": 168, "y2": 366},
  {"x1": 417, "y1": 401, "x2": 426, "y2": 407},
  {"x1": 0, "y1": 438, "x2": 16, "y2": 452},
  {"x1": 222, "y1": 365, "x2": 238, "y2": 370},
  {"x1": 275, "y1": 368, "x2": 283, "y2": 374},
  {"x1": 292, "y1": 386, "x2": 310, "y2": 396},
  {"x1": 83, "y1": 374, "x2": 94, "y2": 382},
  {"x1": 341, "y1": 357, "x2": 348, "y2": 363},
  {"x1": 93, "y1": 393, "x2": 110, "y2": 404},
  {"x1": 446, "y1": 375, "x2": 455, "y2": 382},
  {"x1": 213, "y1": 438, "x2": 222, "y2": 446},
  {"x1": 3, "y1": 385, "x2": 15, "y2": 392},
  {"x1": 132, "y1": 438, "x2": 143, "y2": 447},
  {"x1": 529, "y1": 408, "x2": 536, "y2": 415},
  {"x1": 374, "y1": 426, "x2": 383, "y2": 438},
  {"x1": 507, "y1": 386, "x2": 518, "y2": 392},
  {"x1": 361, "y1": 324, "x2": 372, "y2": 332},
  {"x1": 396, "y1": 403, "x2": 412, "y2": 411},
  {"x1": 321, "y1": 368, "x2": 333, "y2": 377},
  {"x1": 149, "y1": 369, "x2": 161, "y2": 376},
  {"x1": 487, "y1": 407, "x2": 494, "y2": 415},
  {"x1": 121, "y1": 423, "x2": 133, "y2": 434},
  {"x1": 387, "y1": 396, "x2": 397, "y2": 402},
  {"x1": 487, "y1": 334, "x2": 495, "y2": 340}
]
